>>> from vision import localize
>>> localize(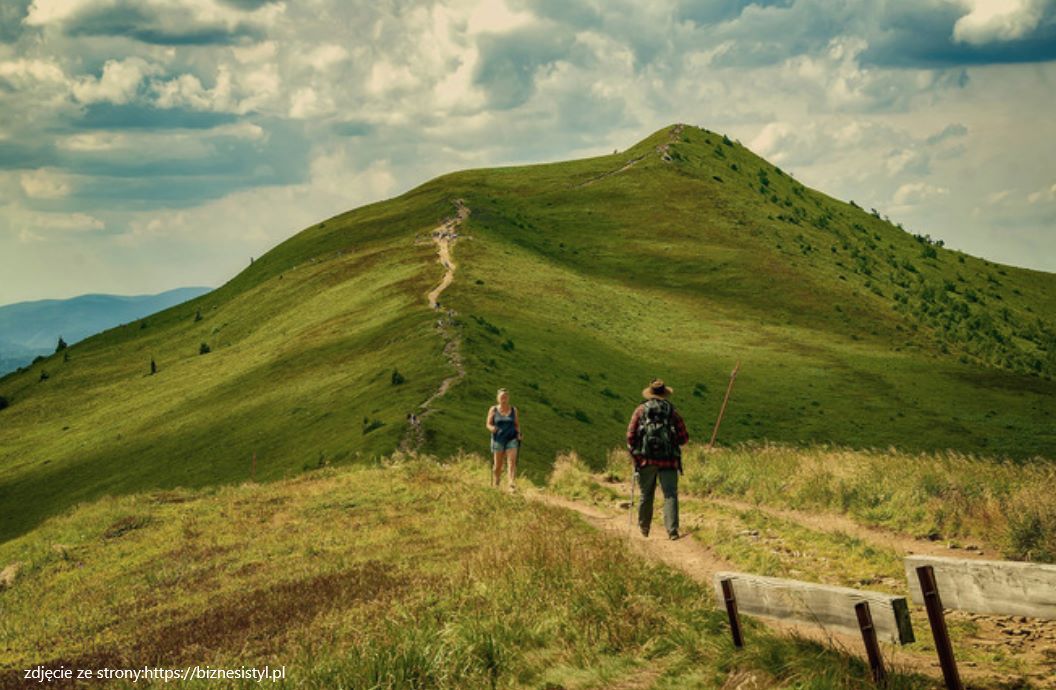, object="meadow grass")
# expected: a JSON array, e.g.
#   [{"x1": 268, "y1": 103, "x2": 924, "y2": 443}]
[
  {"x1": 599, "y1": 442, "x2": 1056, "y2": 563},
  {"x1": 0, "y1": 456, "x2": 933, "y2": 689}
]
